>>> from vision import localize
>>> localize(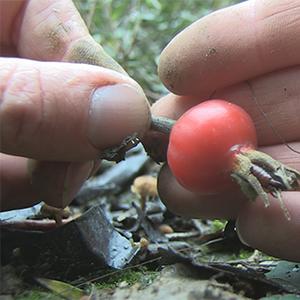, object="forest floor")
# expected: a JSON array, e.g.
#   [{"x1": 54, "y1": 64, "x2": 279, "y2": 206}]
[{"x1": 1, "y1": 148, "x2": 299, "y2": 300}]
